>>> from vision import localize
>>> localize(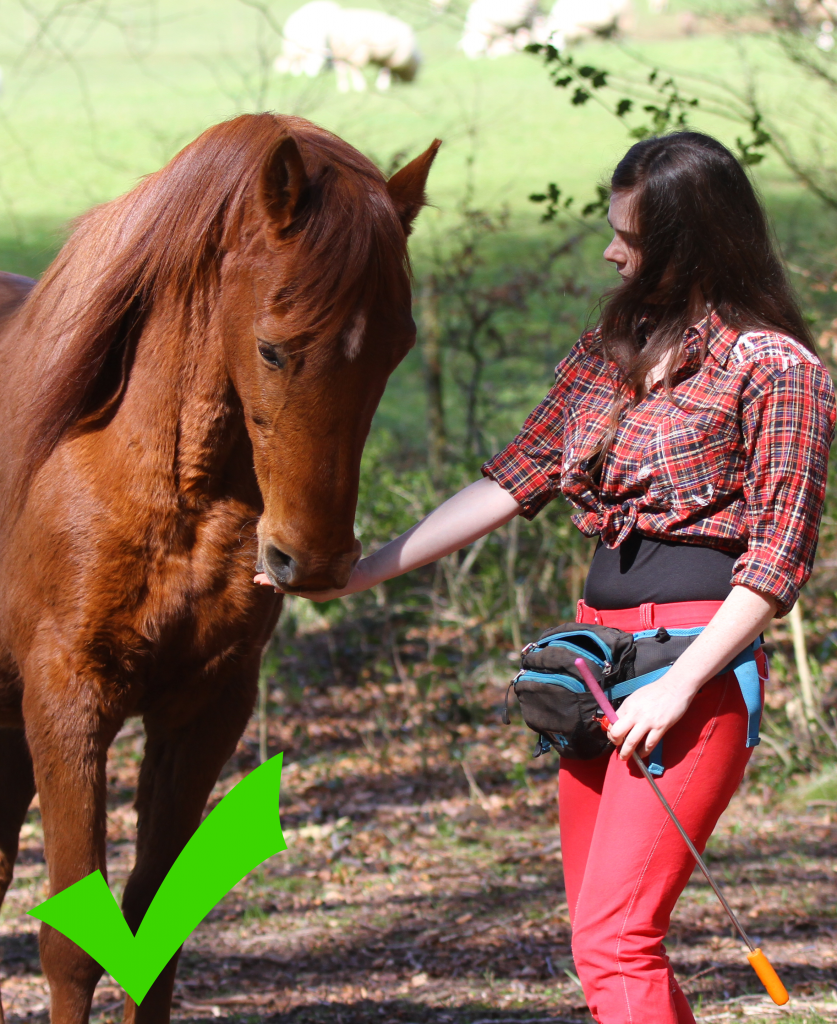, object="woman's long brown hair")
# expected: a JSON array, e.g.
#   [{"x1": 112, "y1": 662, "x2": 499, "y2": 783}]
[{"x1": 592, "y1": 130, "x2": 814, "y2": 463}]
